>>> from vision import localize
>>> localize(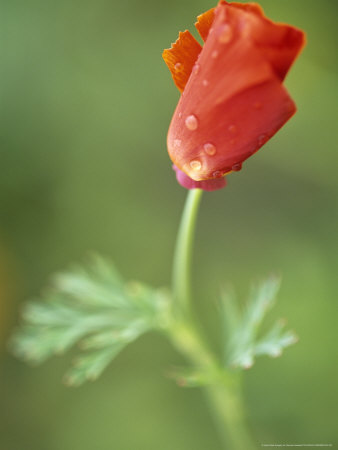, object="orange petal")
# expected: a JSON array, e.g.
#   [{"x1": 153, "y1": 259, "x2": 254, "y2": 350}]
[
  {"x1": 162, "y1": 31, "x2": 202, "y2": 93},
  {"x1": 166, "y1": 1, "x2": 301, "y2": 182},
  {"x1": 165, "y1": 1, "x2": 306, "y2": 187},
  {"x1": 168, "y1": 79, "x2": 296, "y2": 181},
  {"x1": 257, "y1": 25, "x2": 305, "y2": 80},
  {"x1": 195, "y1": 7, "x2": 216, "y2": 41},
  {"x1": 231, "y1": 2, "x2": 305, "y2": 80}
]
